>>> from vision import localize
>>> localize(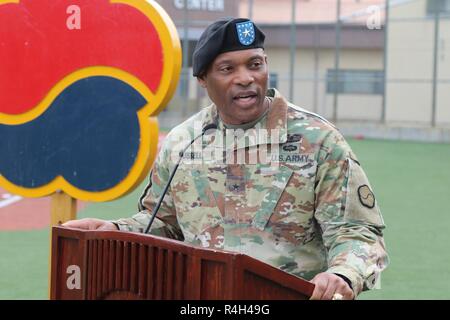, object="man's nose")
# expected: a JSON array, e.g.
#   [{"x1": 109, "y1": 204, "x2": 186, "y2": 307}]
[{"x1": 234, "y1": 68, "x2": 254, "y2": 86}]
